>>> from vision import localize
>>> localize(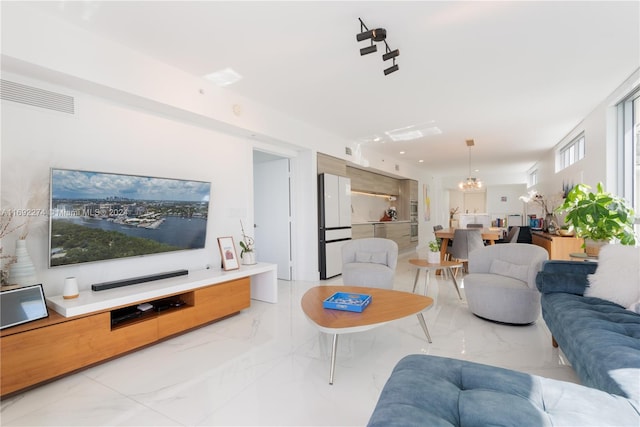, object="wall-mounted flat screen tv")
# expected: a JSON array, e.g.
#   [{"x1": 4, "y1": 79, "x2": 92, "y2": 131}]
[{"x1": 49, "y1": 168, "x2": 211, "y2": 267}]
